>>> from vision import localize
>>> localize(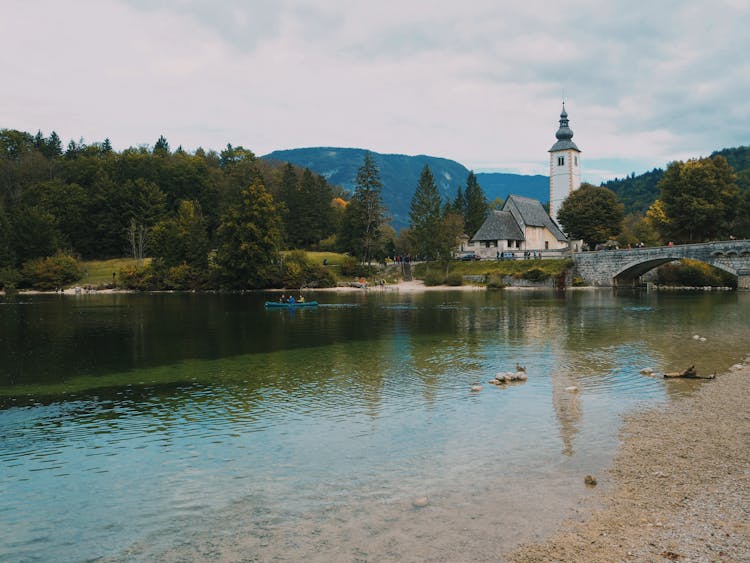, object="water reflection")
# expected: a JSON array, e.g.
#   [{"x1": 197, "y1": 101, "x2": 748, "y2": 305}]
[{"x1": 1, "y1": 290, "x2": 749, "y2": 561}]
